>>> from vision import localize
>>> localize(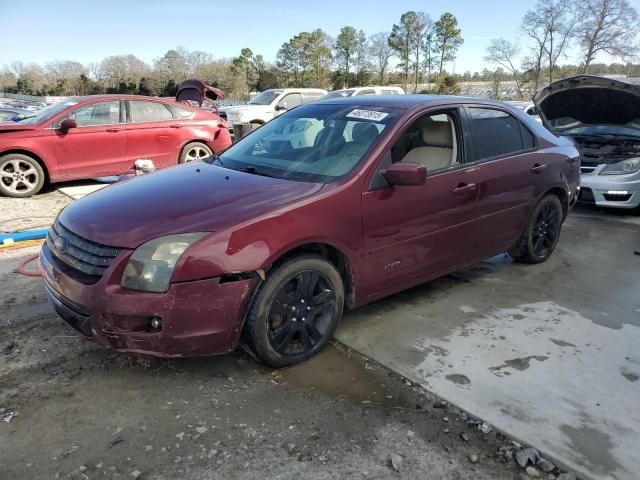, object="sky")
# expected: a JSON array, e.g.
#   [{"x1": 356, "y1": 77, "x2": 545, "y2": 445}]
[{"x1": 1, "y1": 0, "x2": 636, "y2": 74}]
